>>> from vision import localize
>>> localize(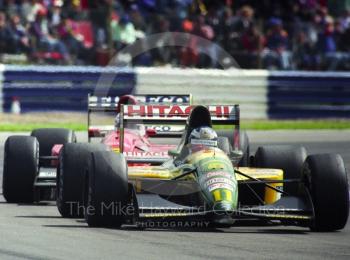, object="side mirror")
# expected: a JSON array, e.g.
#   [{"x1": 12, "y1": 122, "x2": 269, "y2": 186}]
[
  {"x1": 146, "y1": 128, "x2": 157, "y2": 137},
  {"x1": 168, "y1": 149, "x2": 180, "y2": 157}
]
